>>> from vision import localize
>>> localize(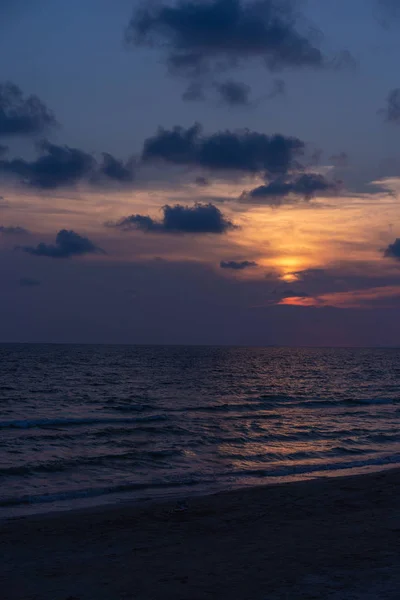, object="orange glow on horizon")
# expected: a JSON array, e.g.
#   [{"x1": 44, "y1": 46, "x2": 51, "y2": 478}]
[
  {"x1": 280, "y1": 285, "x2": 400, "y2": 309},
  {"x1": 279, "y1": 296, "x2": 318, "y2": 307},
  {"x1": 3, "y1": 178, "x2": 400, "y2": 312}
]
